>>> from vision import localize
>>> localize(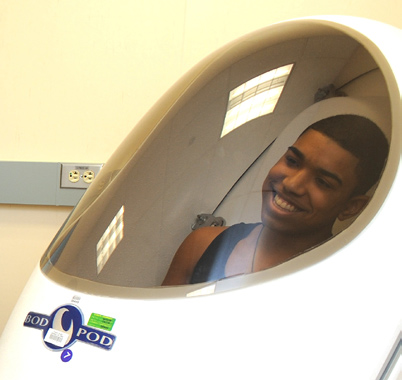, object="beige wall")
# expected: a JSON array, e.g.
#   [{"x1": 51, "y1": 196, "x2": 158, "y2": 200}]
[{"x1": 1, "y1": 0, "x2": 401, "y2": 334}]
